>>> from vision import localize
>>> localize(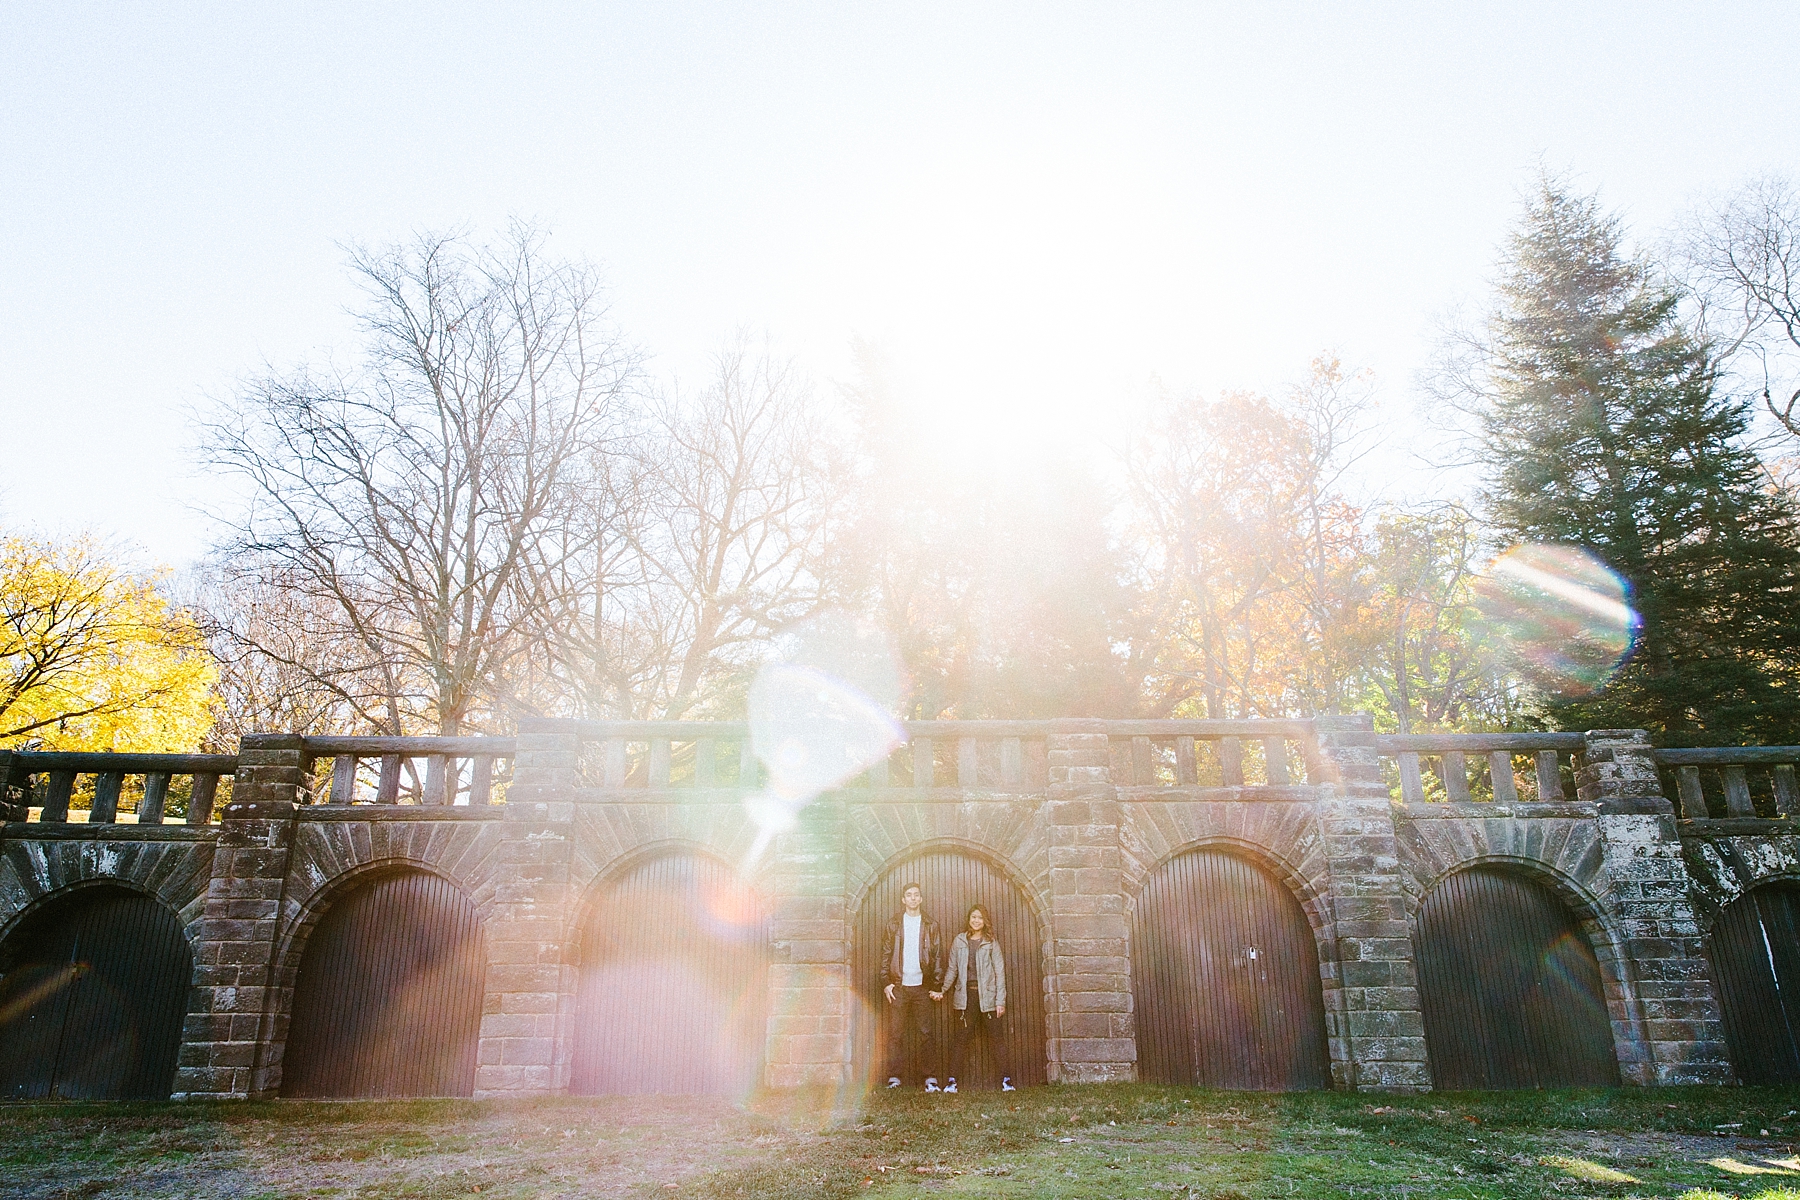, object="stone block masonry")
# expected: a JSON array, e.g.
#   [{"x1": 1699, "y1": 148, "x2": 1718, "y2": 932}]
[
  {"x1": 173, "y1": 734, "x2": 307, "y2": 1099},
  {"x1": 763, "y1": 798, "x2": 852, "y2": 1088},
  {"x1": 1580, "y1": 730, "x2": 1732, "y2": 1086},
  {"x1": 1043, "y1": 721, "x2": 1137, "y2": 1083},
  {"x1": 0, "y1": 717, "x2": 1760, "y2": 1097}
]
